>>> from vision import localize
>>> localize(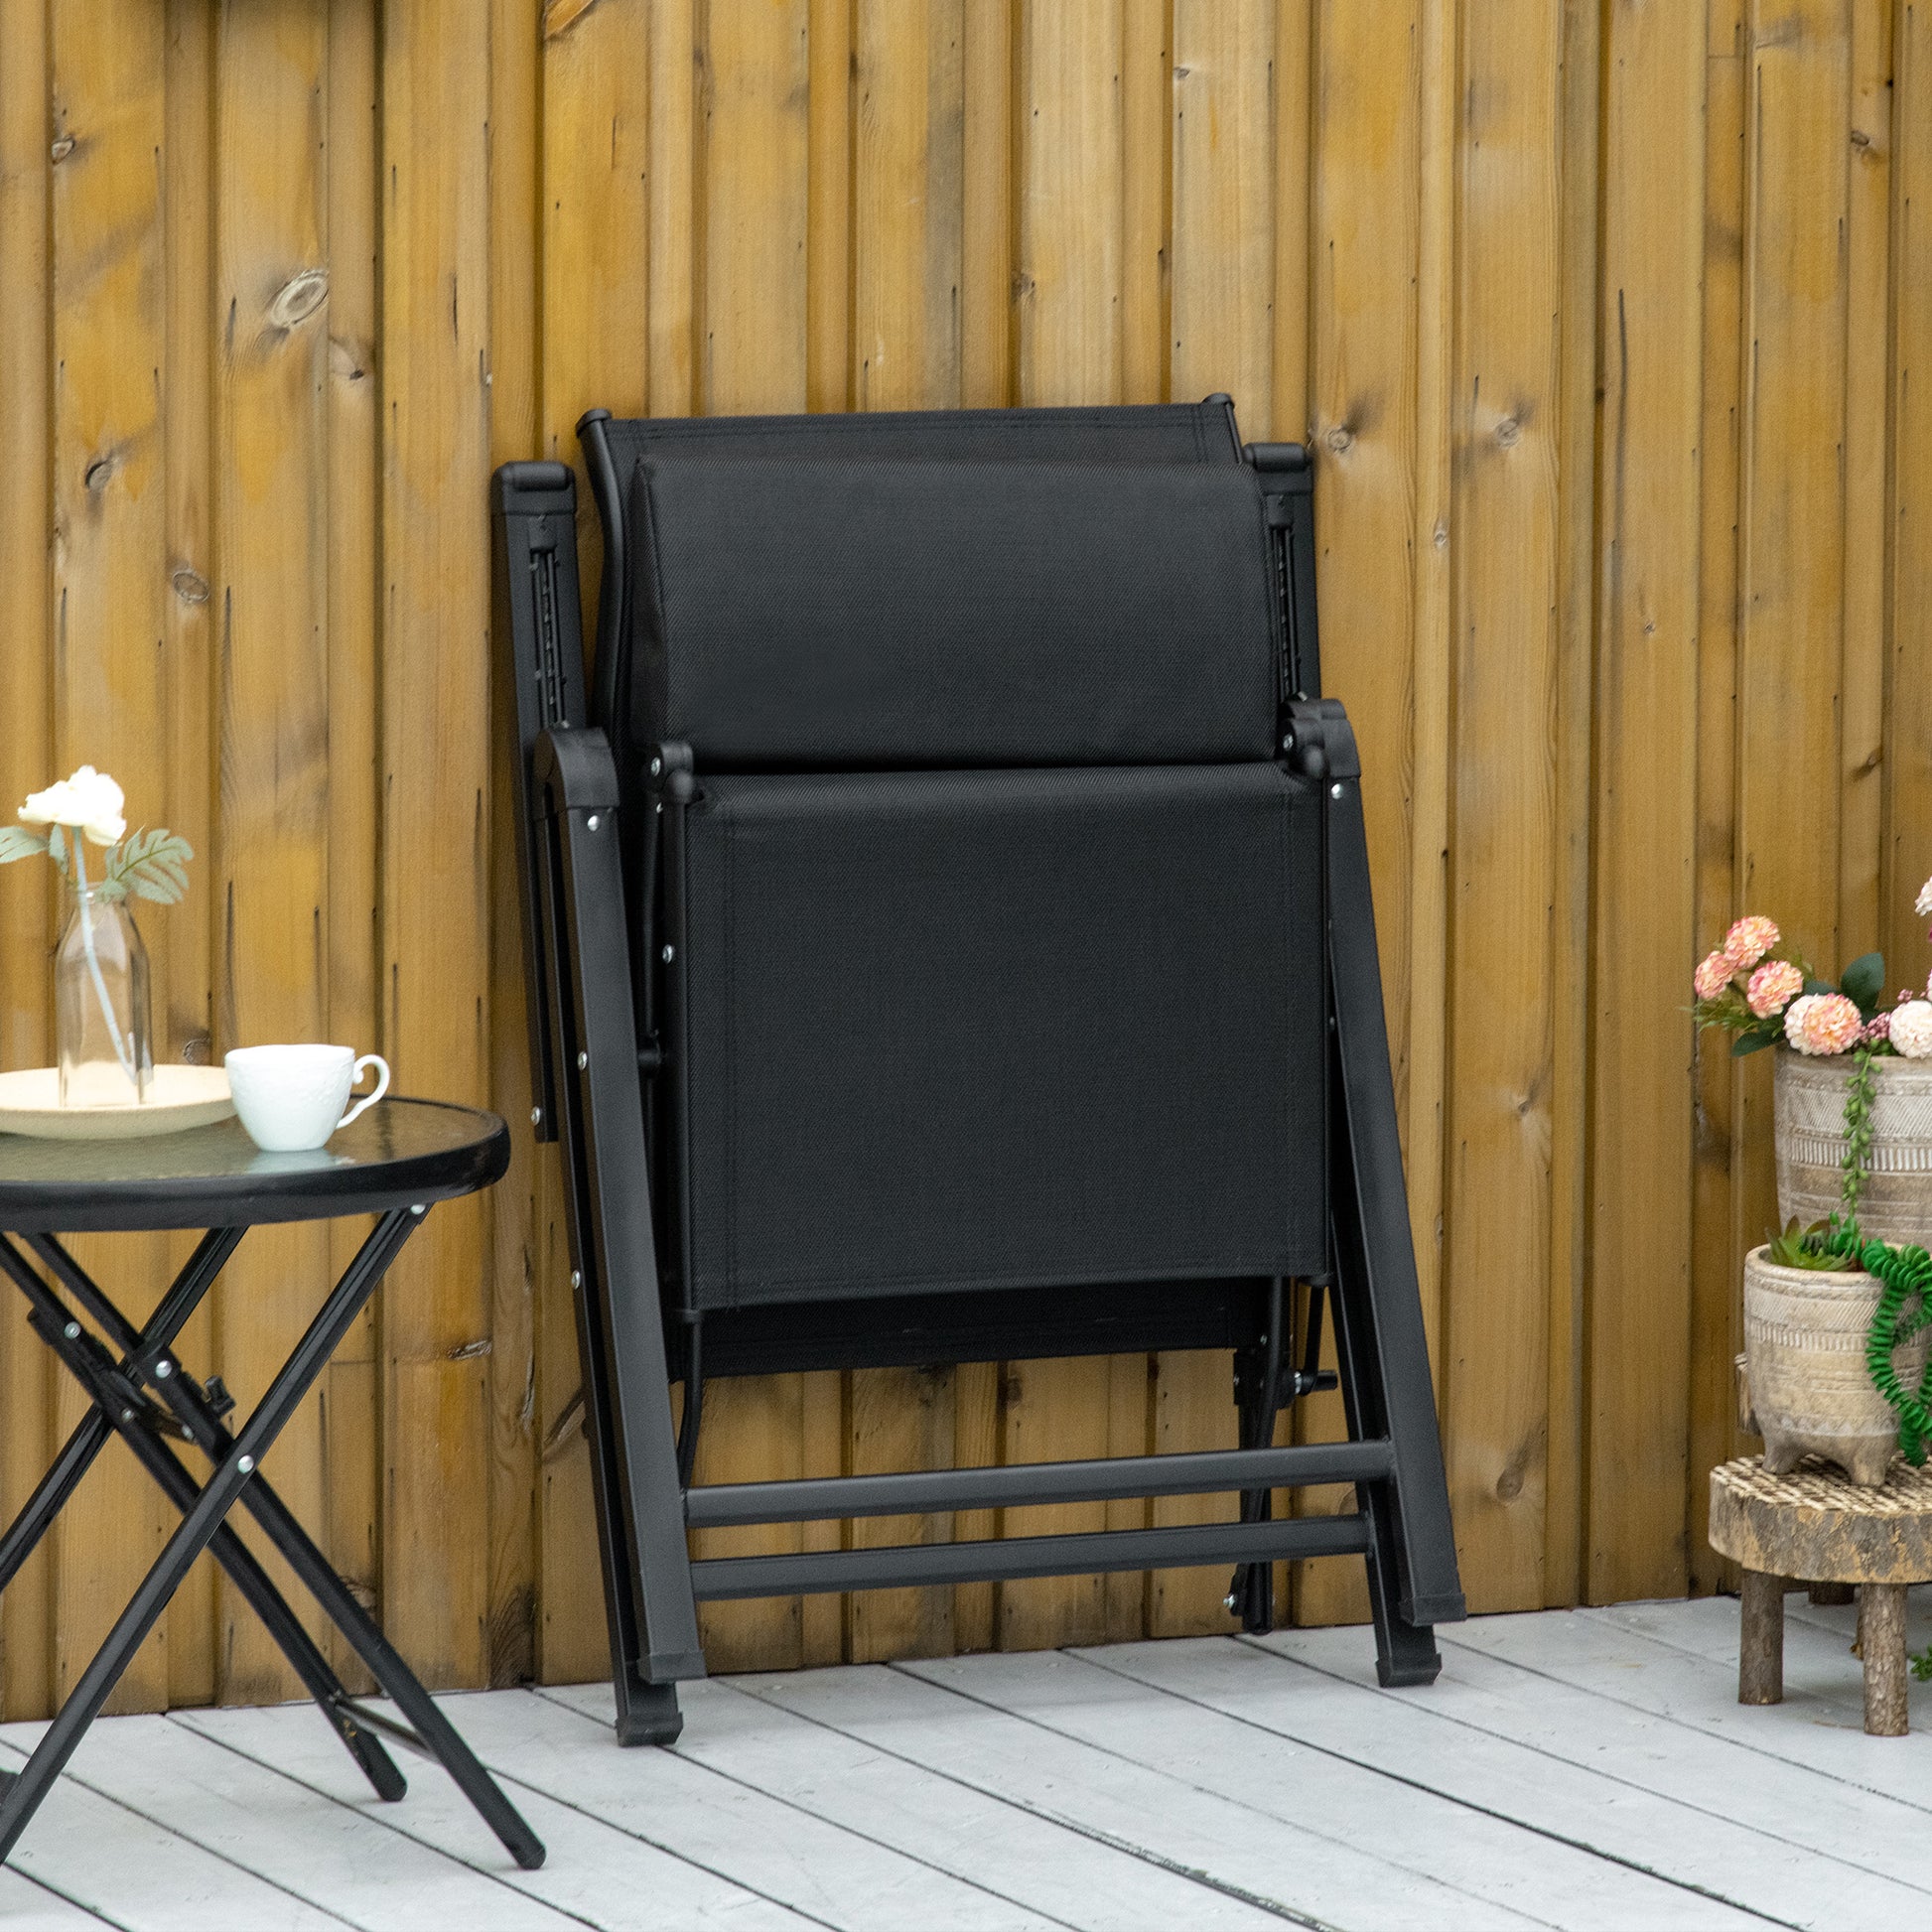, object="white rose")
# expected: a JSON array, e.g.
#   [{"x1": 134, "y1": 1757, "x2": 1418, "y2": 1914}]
[
  {"x1": 18, "y1": 765, "x2": 126, "y2": 846},
  {"x1": 1919, "y1": 875, "x2": 1932, "y2": 919},
  {"x1": 1892, "y1": 1001, "x2": 1932, "y2": 1059}
]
